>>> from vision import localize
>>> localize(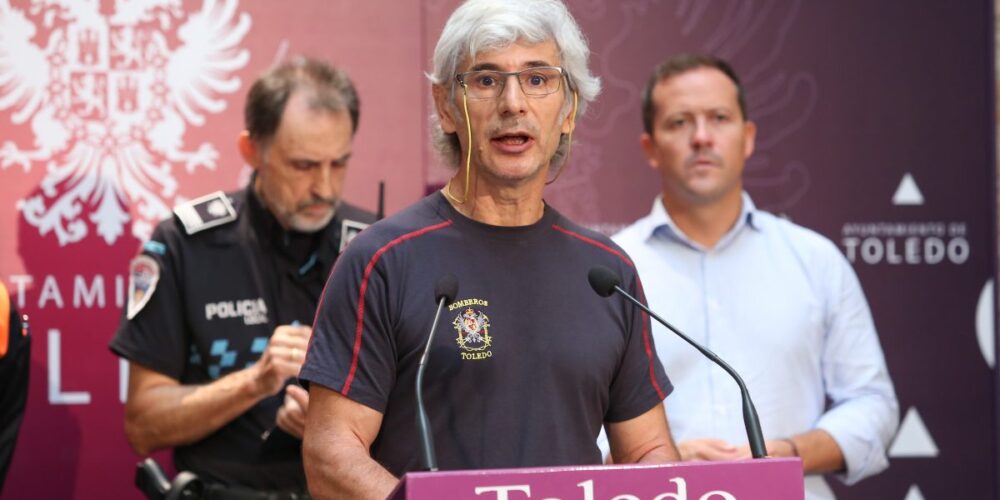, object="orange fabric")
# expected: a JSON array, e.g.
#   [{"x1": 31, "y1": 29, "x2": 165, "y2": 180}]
[{"x1": 0, "y1": 280, "x2": 9, "y2": 358}]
